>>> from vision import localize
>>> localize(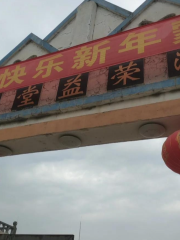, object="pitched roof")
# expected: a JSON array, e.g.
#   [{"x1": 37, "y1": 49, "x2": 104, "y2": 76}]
[
  {"x1": 2, "y1": 0, "x2": 178, "y2": 66},
  {"x1": 109, "y1": 0, "x2": 180, "y2": 35},
  {"x1": 44, "y1": 0, "x2": 131, "y2": 42},
  {"x1": 89, "y1": 0, "x2": 131, "y2": 18},
  {"x1": 0, "y1": 33, "x2": 58, "y2": 66}
]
